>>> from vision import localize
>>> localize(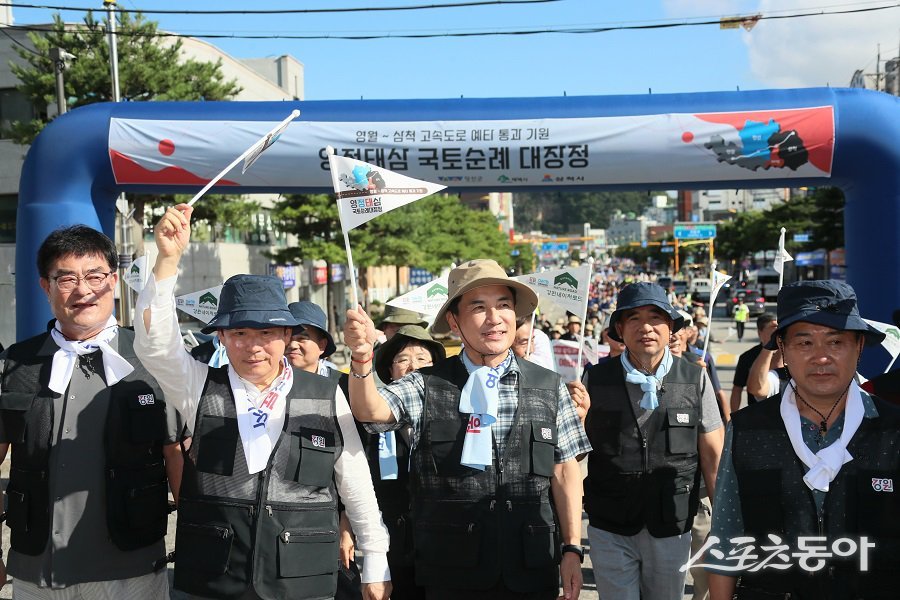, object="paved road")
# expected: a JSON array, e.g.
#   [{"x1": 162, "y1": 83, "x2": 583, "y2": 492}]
[{"x1": 0, "y1": 311, "x2": 758, "y2": 599}]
